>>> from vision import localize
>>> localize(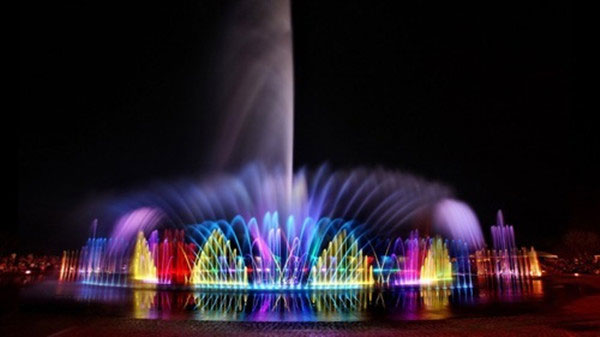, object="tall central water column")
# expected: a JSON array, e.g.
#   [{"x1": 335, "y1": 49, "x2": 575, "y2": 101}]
[{"x1": 211, "y1": 0, "x2": 294, "y2": 194}]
